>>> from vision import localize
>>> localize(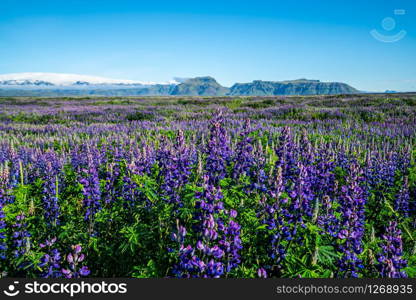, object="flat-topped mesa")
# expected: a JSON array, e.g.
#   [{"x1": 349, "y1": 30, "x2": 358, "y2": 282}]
[{"x1": 228, "y1": 79, "x2": 358, "y2": 96}]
